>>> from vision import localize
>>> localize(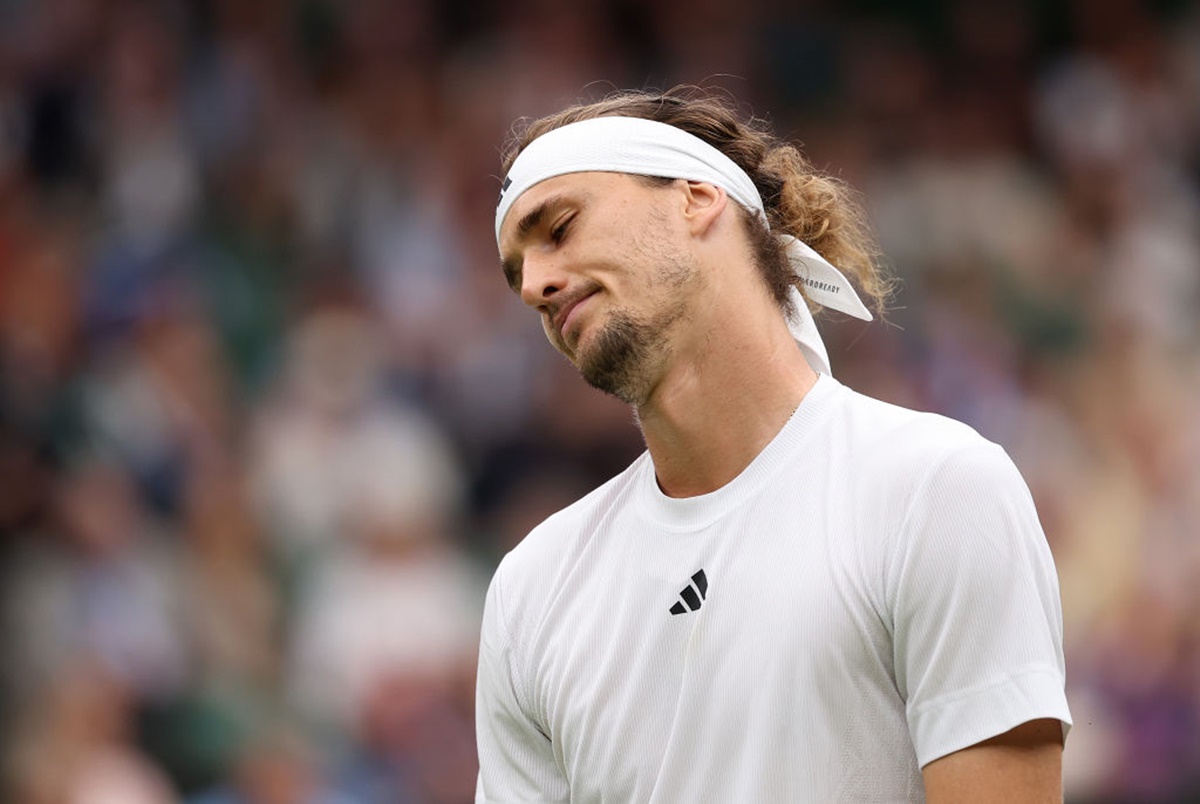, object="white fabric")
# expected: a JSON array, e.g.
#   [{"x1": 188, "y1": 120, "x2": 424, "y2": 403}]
[
  {"x1": 779, "y1": 234, "x2": 872, "y2": 375},
  {"x1": 495, "y1": 116, "x2": 873, "y2": 375},
  {"x1": 476, "y1": 374, "x2": 1072, "y2": 803},
  {"x1": 495, "y1": 117, "x2": 761, "y2": 241}
]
